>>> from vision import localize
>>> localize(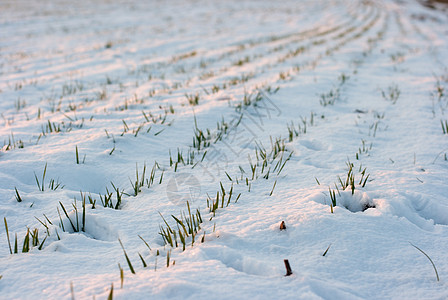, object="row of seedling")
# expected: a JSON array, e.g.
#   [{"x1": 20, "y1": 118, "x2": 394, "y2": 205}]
[
  {"x1": 4, "y1": 218, "x2": 46, "y2": 254},
  {"x1": 192, "y1": 115, "x2": 233, "y2": 151},
  {"x1": 109, "y1": 34, "x2": 355, "y2": 267},
  {"x1": 144, "y1": 13, "x2": 331, "y2": 92},
  {"x1": 286, "y1": 112, "x2": 316, "y2": 142},
  {"x1": 369, "y1": 120, "x2": 383, "y2": 137},
  {"x1": 227, "y1": 136, "x2": 292, "y2": 194},
  {"x1": 76, "y1": 182, "x2": 124, "y2": 210},
  {"x1": 118, "y1": 237, "x2": 174, "y2": 280},
  {"x1": 36, "y1": 116, "x2": 89, "y2": 146},
  {"x1": 381, "y1": 84, "x2": 401, "y2": 104},
  {"x1": 115, "y1": 94, "x2": 145, "y2": 111},
  {"x1": 207, "y1": 182, "x2": 241, "y2": 216},
  {"x1": 185, "y1": 93, "x2": 200, "y2": 106},
  {"x1": 319, "y1": 73, "x2": 350, "y2": 107},
  {"x1": 169, "y1": 148, "x2": 197, "y2": 167},
  {"x1": 235, "y1": 90, "x2": 263, "y2": 111},
  {"x1": 34, "y1": 163, "x2": 64, "y2": 192},
  {"x1": 3, "y1": 17, "x2": 344, "y2": 157},
  {"x1": 13, "y1": 164, "x2": 64, "y2": 204},
  {"x1": 113, "y1": 104, "x2": 175, "y2": 138},
  {"x1": 4, "y1": 199, "x2": 88, "y2": 255},
  {"x1": 337, "y1": 161, "x2": 370, "y2": 194},
  {"x1": 1, "y1": 133, "x2": 24, "y2": 152},
  {"x1": 4, "y1": 8, "x2": 361, "y2": 160},
  {"x1": 142, "y1": 106, "x2": 175, "y2": 125},
  {"x1": 57, "y1": 200, "x2": 87, "y2": 233},
  {"x1": 192, "y1": 125, "x2": 211, "y2": 151},
  {"x1": 61, "y1": 80, "x2": 84, "y2": 96},
  {"x1": 324, "y1": 161, "x2": 371, "y2": 210},
  {"x1": 319, "y1": 84, "x2": 342, "y2": 107},
  {"x1": 38, "y1": 198, "x2": 88, "y2": 238},
  {"x1": 96, "y1": 183, "x2": 124, "y2": 209},
  {"x1": 158, "y1": 201, "x2": 205, "y2": 251},
  {"x1": 355, "y1": 139, "x2": 373, "y2": 159},
  {"x1": 40, "y1": 117, "x2": 86, "y2": 136},
  {"x1": 129, "y1": 162, "x2": 163, "y2": 196}
]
